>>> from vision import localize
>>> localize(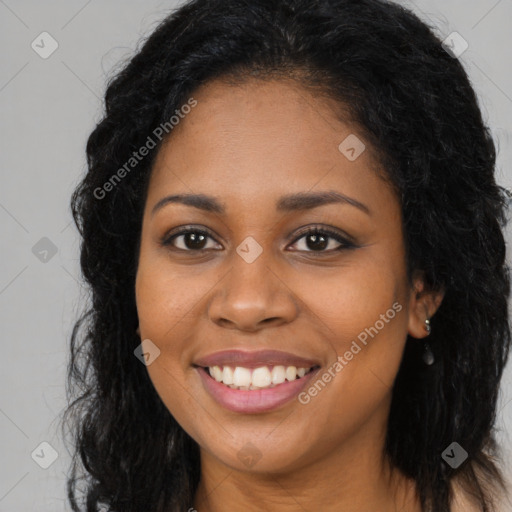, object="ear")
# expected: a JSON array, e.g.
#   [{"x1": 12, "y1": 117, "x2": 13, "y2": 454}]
[
  {"x1": 136, "y1": 325, "x2": 141, "y2": 337},
  {"x1": 407, "y1": 271, "x2": 445, "y2": 339}
]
